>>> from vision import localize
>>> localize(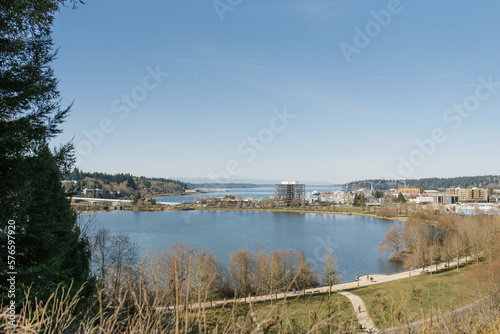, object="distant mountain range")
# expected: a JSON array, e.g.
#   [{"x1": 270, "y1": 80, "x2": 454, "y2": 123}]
[
  {"x1": 69, "y1": 170, "x2": 341, "y2": 190},
  {"x1": 174, "y1": 176, "x2": 338, "y2": 186},
  {"x1": 69, "y1": 170, "x2": 500, "y2": 192},
  {"x1": 191, "y1": 183, "x2": 271, "y2": 189}
]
